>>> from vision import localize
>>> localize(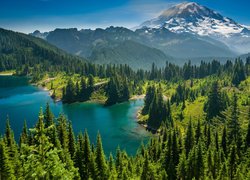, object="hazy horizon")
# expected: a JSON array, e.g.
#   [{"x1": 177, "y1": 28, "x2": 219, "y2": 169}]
[{"x1": 1, "y1": 0, "x2": 250, "y2": 33}]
